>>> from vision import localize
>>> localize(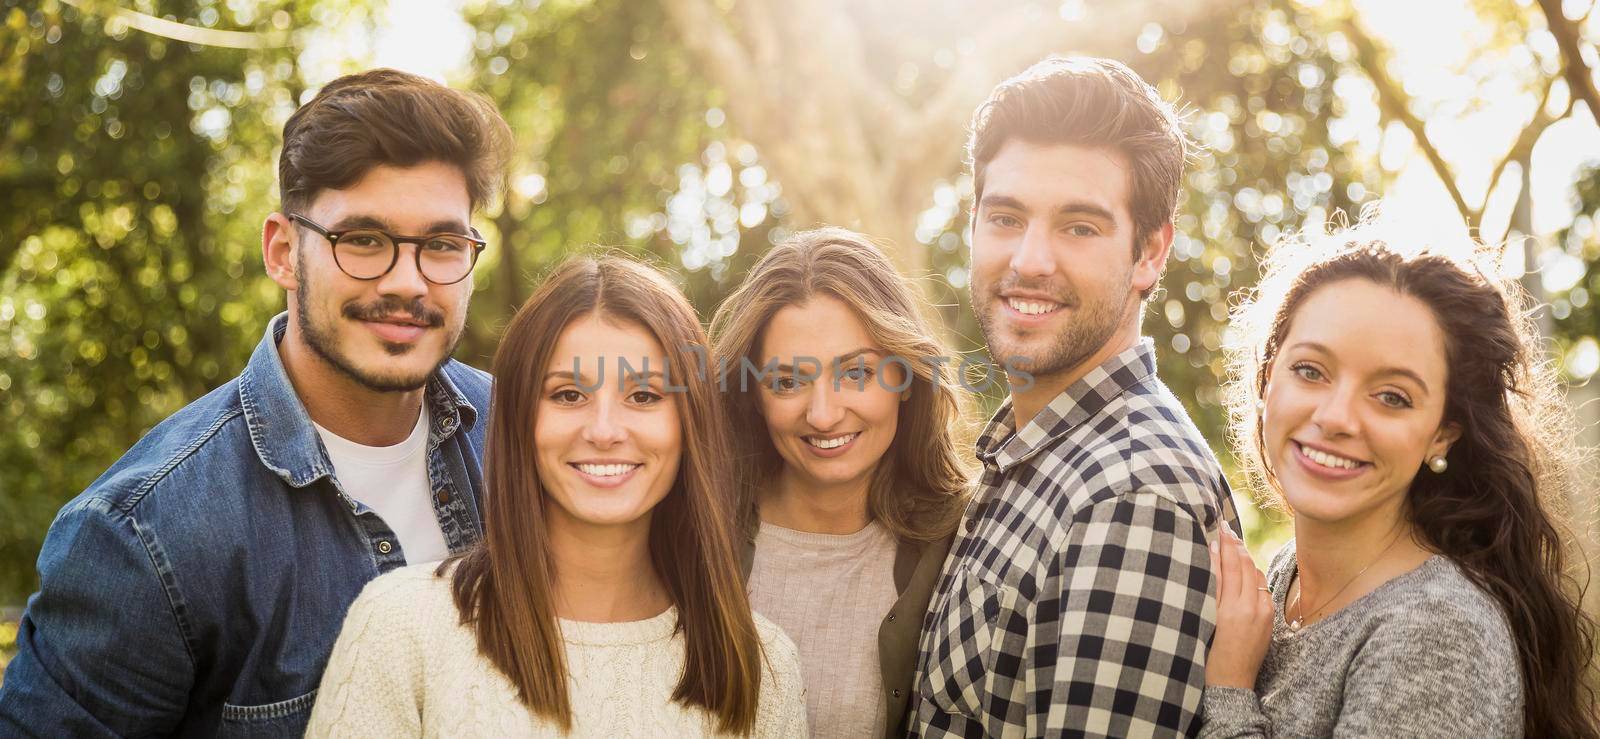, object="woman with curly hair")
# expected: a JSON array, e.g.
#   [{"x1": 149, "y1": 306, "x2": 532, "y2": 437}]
[{"x1": 1202, "y1": 219, "x2": 1599, "y2": 738}]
